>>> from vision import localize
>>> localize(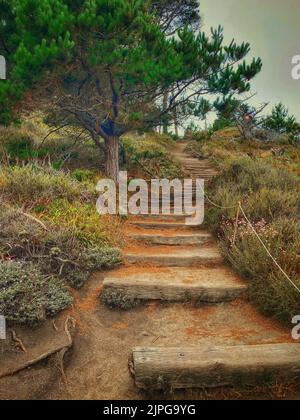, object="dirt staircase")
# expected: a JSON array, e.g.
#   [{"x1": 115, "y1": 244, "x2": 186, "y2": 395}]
[{"x1": 102, "y1": 141, "x2": 300, "y2": 391}]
